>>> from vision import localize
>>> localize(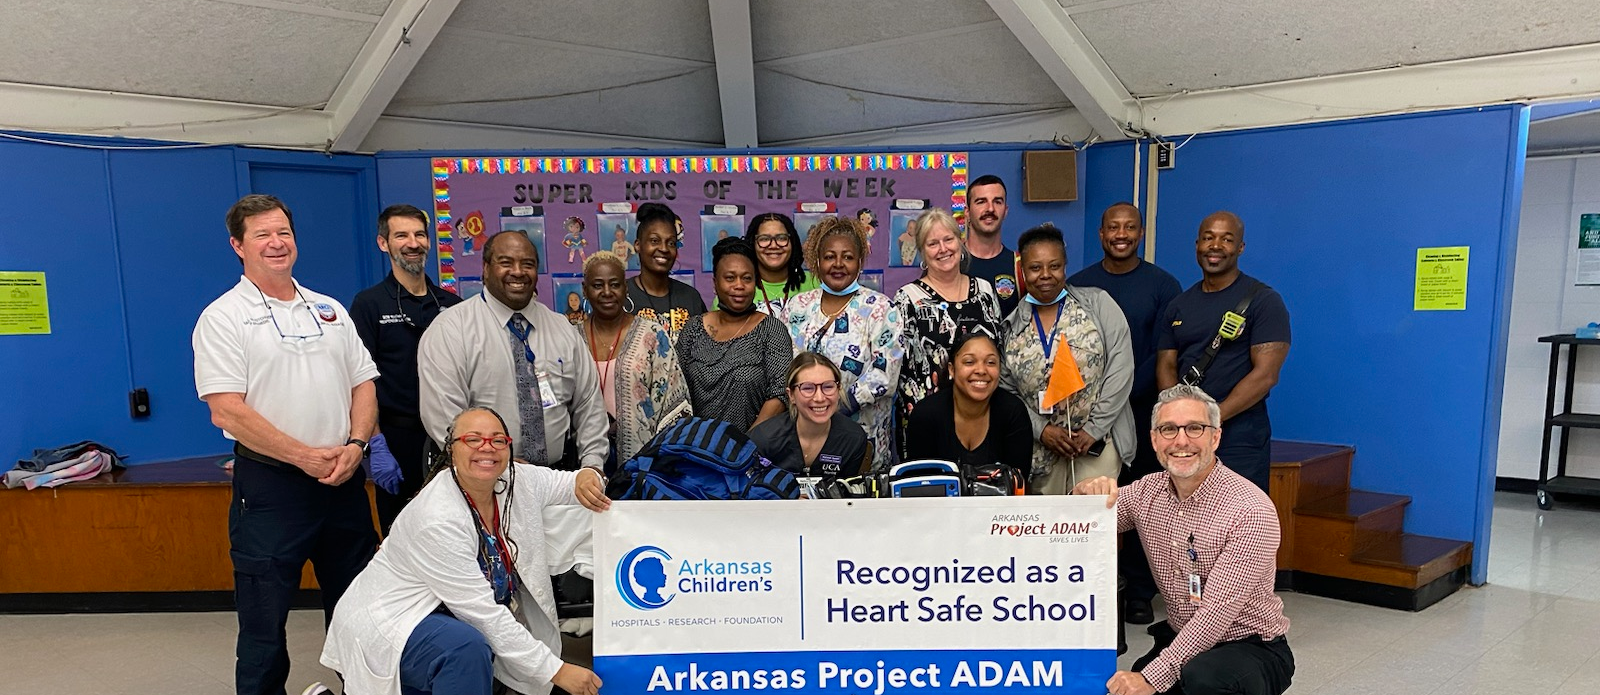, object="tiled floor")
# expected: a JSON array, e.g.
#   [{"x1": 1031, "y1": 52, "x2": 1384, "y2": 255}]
[{"x1": 4, "y1": 491, "x2": 1598, "y2": 694}]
